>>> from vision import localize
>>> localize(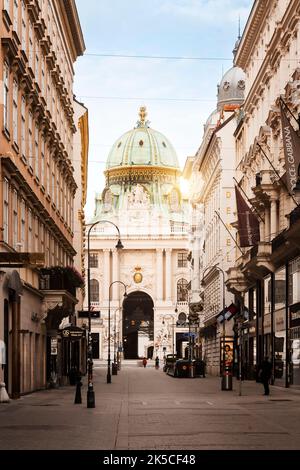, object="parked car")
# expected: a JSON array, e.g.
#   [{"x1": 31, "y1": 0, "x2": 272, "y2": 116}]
[
  {"x1": 167, "y1": 358, "x2": 206, "y2": 378},
  {"x1": 163, "y1": 354, "x2": 177, "y2": 373},
  {"x1": 167, "y1": 359, "x2": 190, "y2": 377}
]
